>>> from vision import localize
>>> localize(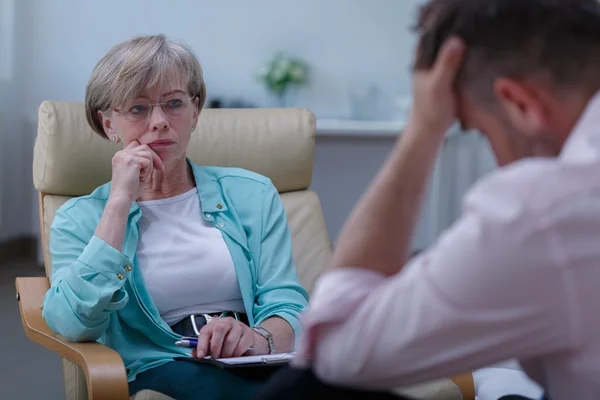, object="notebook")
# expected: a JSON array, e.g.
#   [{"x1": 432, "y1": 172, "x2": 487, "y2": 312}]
[{"x1": 174, "y1": 352, "x2": 295, "y2": 369}]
